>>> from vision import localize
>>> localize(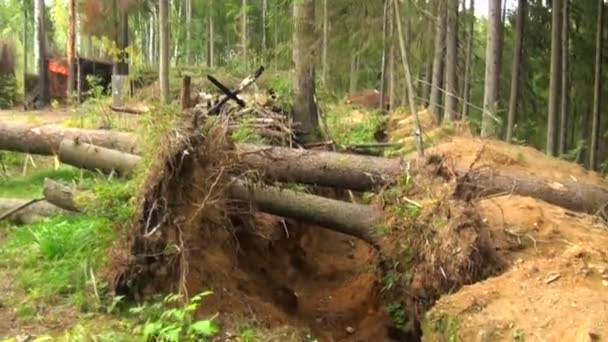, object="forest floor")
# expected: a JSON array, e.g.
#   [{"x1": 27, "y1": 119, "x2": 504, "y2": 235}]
[{"x1": 1, "y1": 98, "x2": 608, "y2": 342}]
